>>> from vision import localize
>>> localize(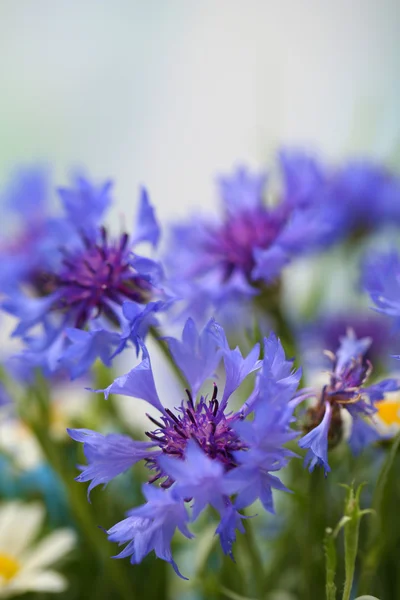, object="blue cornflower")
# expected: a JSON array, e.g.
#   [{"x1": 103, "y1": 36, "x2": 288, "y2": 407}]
[
  {"x1": 0, "y1": 166, "x2": 69, "y2": 295},
  {"x1": 279, "y1": 149, "x2": 400, "y2": 237},
  {"x1": 69, "y1": 319, "x2": 305, "y2": 576},
  {"x1": 362, "y1": 250, "x2": 400, "y2": 335},
  {"x1": 330, "y1": 159, "x2": 400, "y2": 233},
  {"x1": 164, "y1": 162, "x2": 334, "y2": 323},
  {"x1": 2, "y1": 175, "x2": 165, "y2": 377},
  {"x1": 299, "y1": 329, "x2": 400, "y2": 473}
]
